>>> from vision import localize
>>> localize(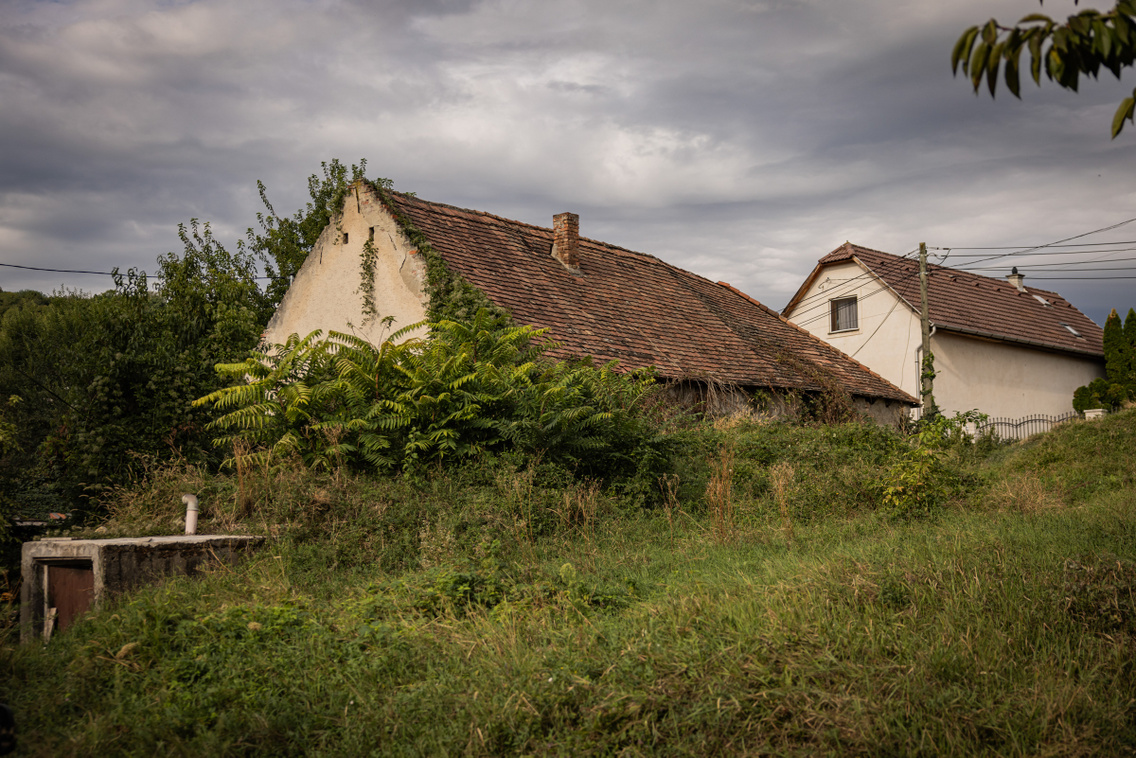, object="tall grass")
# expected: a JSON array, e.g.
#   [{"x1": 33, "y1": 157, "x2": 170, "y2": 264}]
[{"x1": 2, "y1": 410, "x2": 1134, "y2": 756}]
